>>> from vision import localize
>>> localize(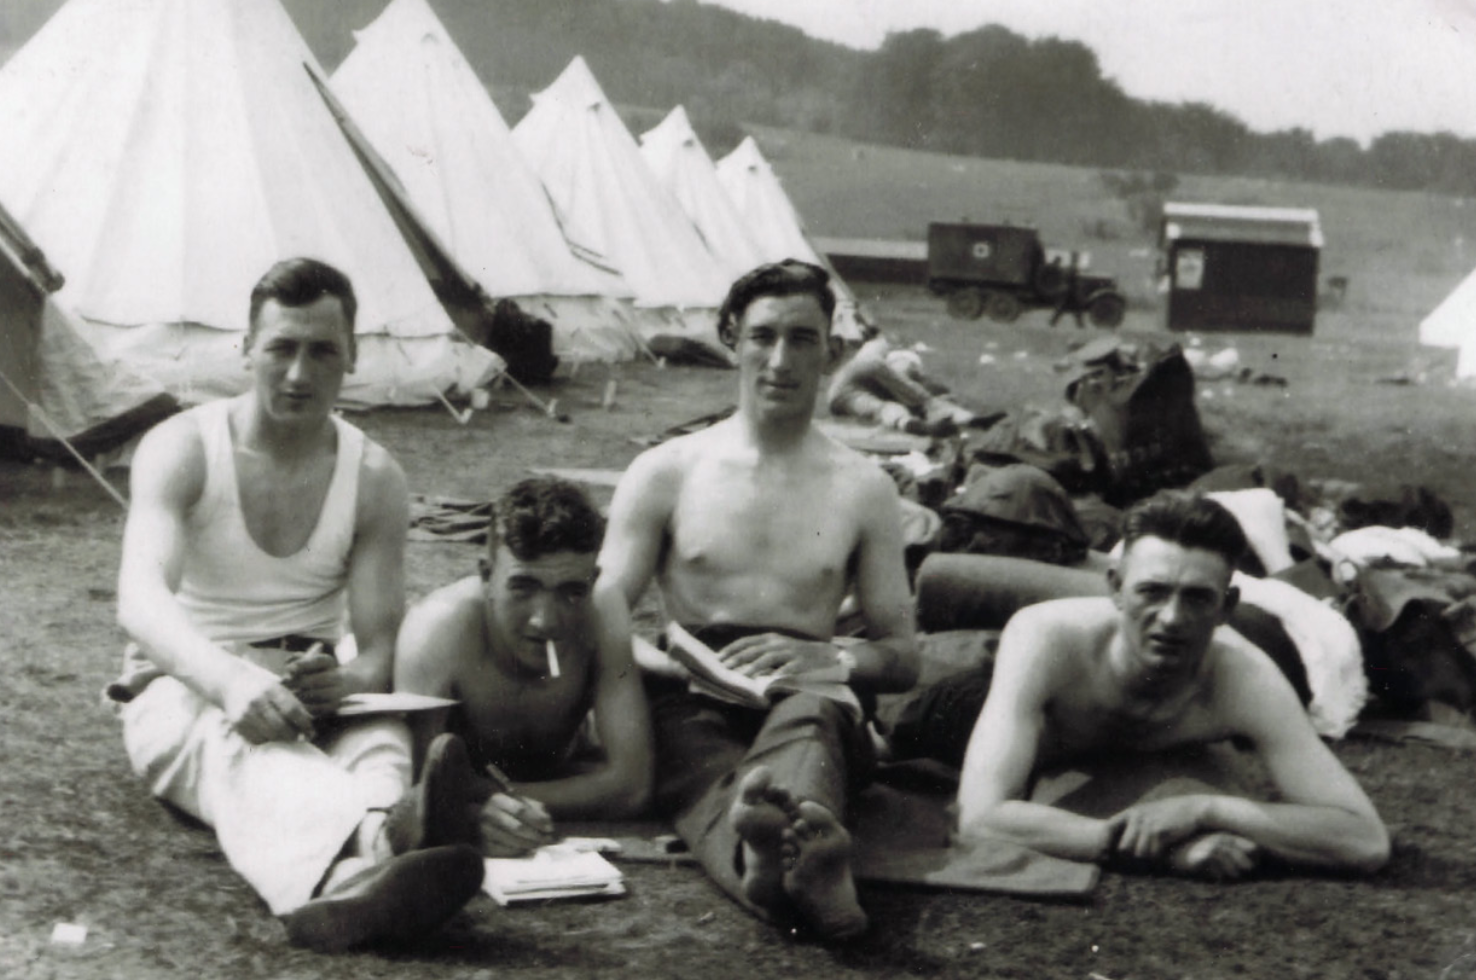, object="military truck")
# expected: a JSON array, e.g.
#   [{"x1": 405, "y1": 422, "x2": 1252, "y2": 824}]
[{"x1": 926, "y1": 222, "x2": 1126, "y2": 327}]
